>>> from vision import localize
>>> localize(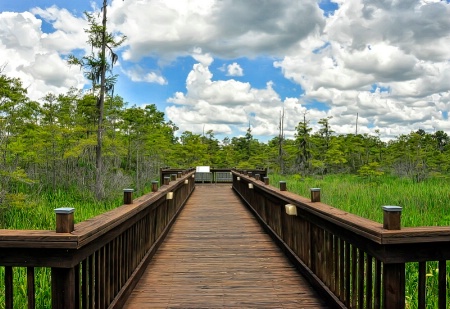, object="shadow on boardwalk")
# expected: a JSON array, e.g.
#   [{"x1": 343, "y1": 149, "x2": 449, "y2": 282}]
[{"x1": 124, "y1": 184, "x2": 329, "y2": 308}]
